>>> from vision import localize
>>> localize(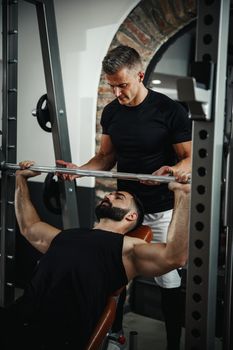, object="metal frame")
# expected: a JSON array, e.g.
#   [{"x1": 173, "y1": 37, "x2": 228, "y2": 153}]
[
  {"x1": 185, "y1": 1, "x2": 230, "y2": 349},
  {"x1": 0, "y1": 0, "x2": 79, "y2": 307},
  {"x1": 222, "y1": 66, "x2": 233, "y2": 350},
  {"x1": 0, "y1": 0, "x2": 18, "y2": 307},
  {"x1": 33, "y1": 0, "x2": 79, "y2": 228}
]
